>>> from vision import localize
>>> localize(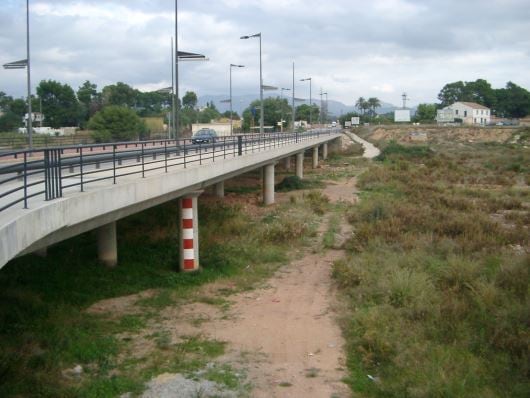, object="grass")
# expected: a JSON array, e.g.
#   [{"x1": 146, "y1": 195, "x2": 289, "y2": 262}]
[
  {"x1": 0, "y1": 182, "x2": 321, "y2": 397},
  {"x1": 332, "y1": 139, "x2": 530, "y2": 397}
]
